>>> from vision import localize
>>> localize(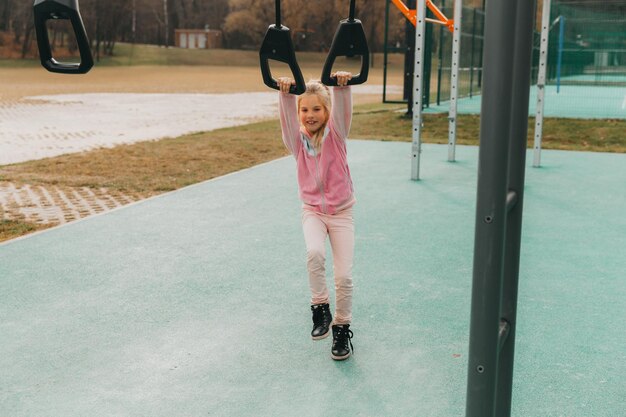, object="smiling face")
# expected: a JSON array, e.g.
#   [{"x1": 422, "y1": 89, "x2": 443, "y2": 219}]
[{"x1": 298, "y1": 94, "x2": 329, "y2": 136}]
